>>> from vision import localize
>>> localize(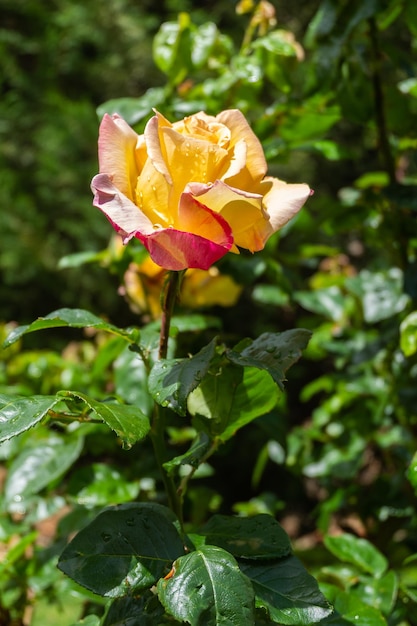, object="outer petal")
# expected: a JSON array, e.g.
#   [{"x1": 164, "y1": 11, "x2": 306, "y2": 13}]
[
  {"x1": 139, "y1": 229, "x2": 232, "y2": 271},
  {"x1": 216, "y1": 109, "x2": 267, "y2": 187},
  {"x1": 260, "y1": 177, "x2": 312, "y2": 232},
  {"x1": 91, "y1": 174, "x2": 154, "y2": 242},
  {"x1": 98, "y1": 114, "x2": 140, "y2": 201},
  {"x1": 188, "y1": 180, "x2": 269, "y2": 252}
]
